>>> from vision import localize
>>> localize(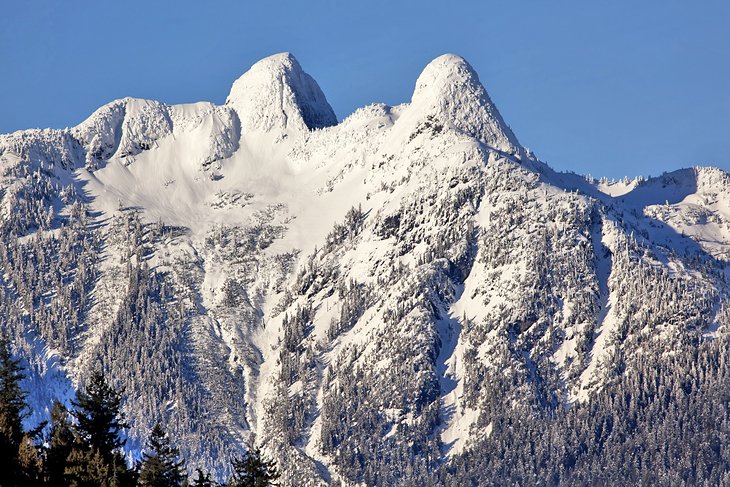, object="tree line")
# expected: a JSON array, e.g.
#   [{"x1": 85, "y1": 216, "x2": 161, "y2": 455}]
[{"x1": 0, "y1": 335, "x2": 279, "y2": 487}]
